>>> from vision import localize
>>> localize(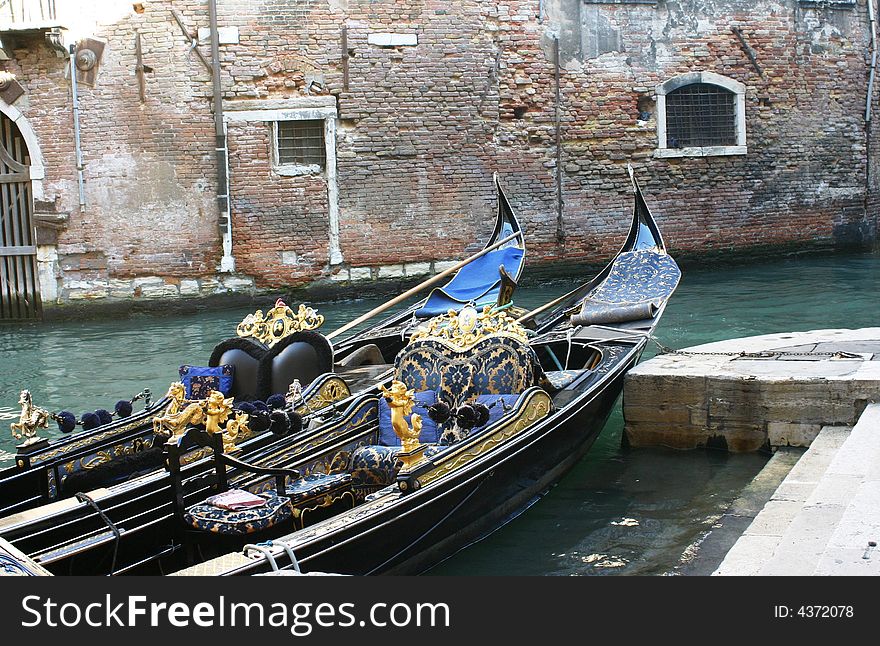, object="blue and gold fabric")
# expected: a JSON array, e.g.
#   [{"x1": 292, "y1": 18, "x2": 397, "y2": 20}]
[
  {"x1": 395, "y1": 336, "x2": 538, "y2": 408},
  {"x1": 570, "y1": 250, "x2": 681, "y2": 326},
  {"x1": 378, "y1": 390, "x2": 441, "y2": 446},
  {"x1": 285, "y1": 472, "x2": 352, "y2": 506},
  {"x1": 349, "y1": 444, "x2": 447, "y2": 491},
  {"x1": 184, "y1": 492, "x2": 292, "y2": 536},
  {"x1": 540, "y1": 370, "x2": 583, "y2": 391},
  {"x1": 350, "y1": 445, "x2": 402, "y2": 491},
  {"x1": 179, "y1": 364, "x2": 235, "y2": 400}
]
